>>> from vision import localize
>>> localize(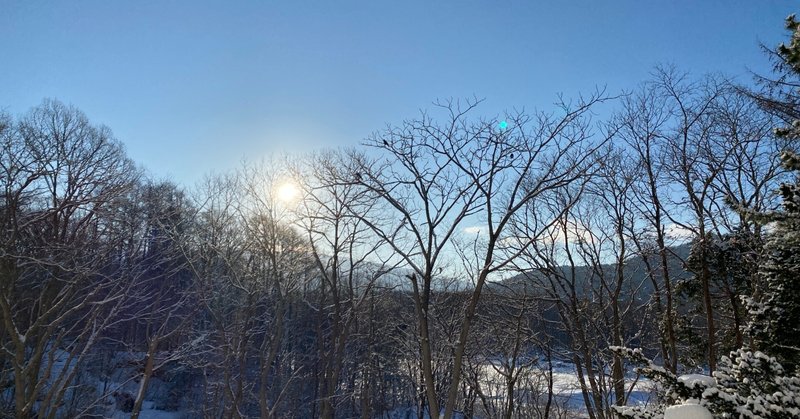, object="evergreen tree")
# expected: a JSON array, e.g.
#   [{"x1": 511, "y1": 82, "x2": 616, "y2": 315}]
[
  {"x1": 686, "y1": 231, "x2": 760, "y2": 360},
  {"x1": 704, "y1": 349, "x2": 800, "y2": 418},
  {"x1": 745, "y1": 200, "x2": 800, "y2": 372},
  {"x1": 745, "y1": 15, "x2": 800, "y2": 373},
  {"x1": 612, "y1": 346, "x2": 800, "y2": 419}
]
